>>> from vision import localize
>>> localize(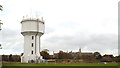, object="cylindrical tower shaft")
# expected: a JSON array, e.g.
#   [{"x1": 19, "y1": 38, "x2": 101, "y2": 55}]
[{"x1": 21, "y1": 18, "x2": 45, "y2": 63}]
